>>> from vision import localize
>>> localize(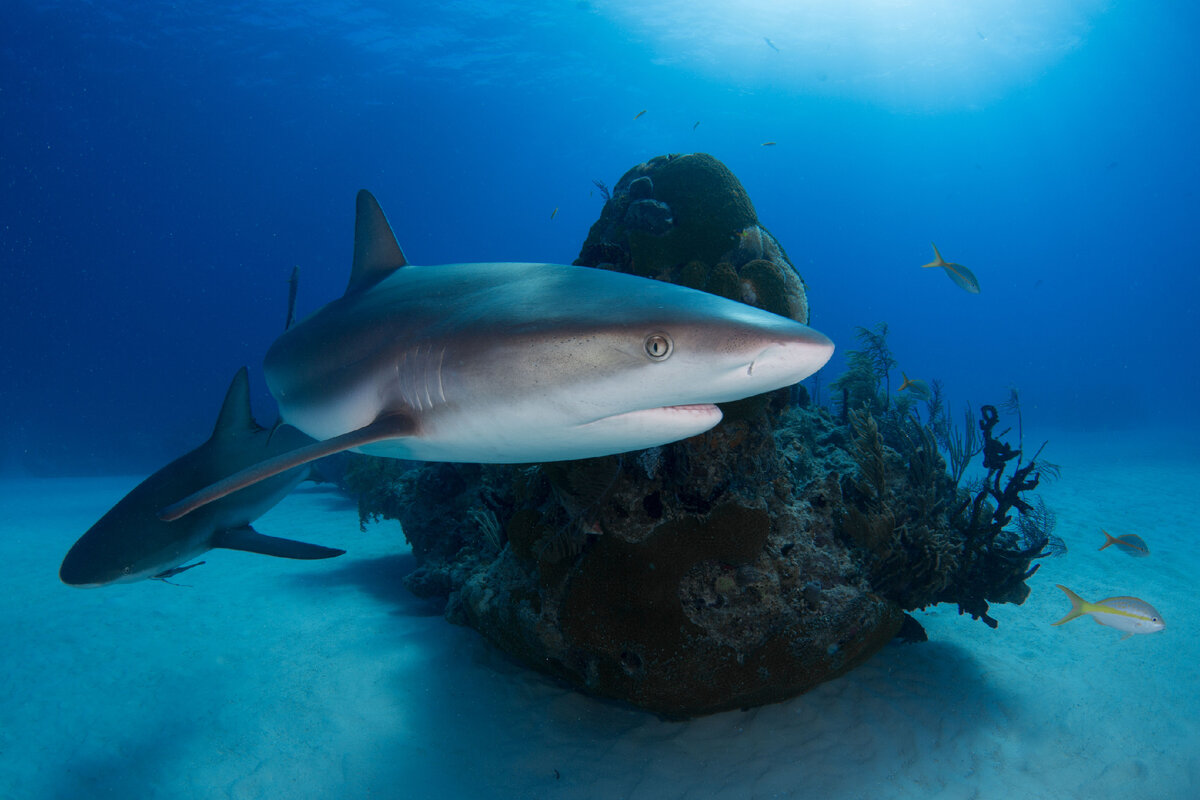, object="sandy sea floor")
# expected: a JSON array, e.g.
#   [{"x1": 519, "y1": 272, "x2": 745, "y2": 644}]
[{"x1": 1, "y1": 428, "x2": 1197, "y2": 799}]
